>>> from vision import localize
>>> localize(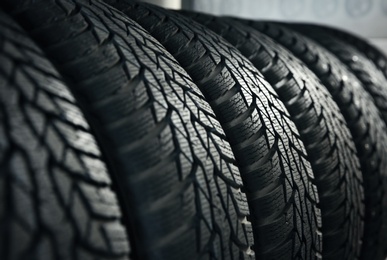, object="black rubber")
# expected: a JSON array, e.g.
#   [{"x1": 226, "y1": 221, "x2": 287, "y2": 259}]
[
  {"x1": 106, "y1": 2, "x2": 323, "y2": 259},
  {"x1": 292, "y1": 24, "x2": 387, "y2": 129},
  {"x1": 1, "y1": 0, "x2": 257, "y2": 259},
  {"x1": 183, "y1": 13, "x2": 365, "y2": 260},
  {"x1": 312, "y1": 24, "x2": 387, "y2": 81},
  {"x1": 0, "y1": 11, "x2": 130, "y2": 260},
  {"x1": 247, "y1": 21, "x2": 387, "y2": 260}
]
